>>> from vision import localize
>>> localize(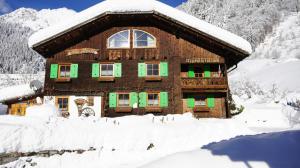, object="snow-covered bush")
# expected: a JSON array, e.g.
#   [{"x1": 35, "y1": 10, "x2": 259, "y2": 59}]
[
  {"x1": 282, "y1": 104, "x2": 300, "y2": 127},
  {"x1": 26, "y1": 104, "x2": 60, "y2": 118}
]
